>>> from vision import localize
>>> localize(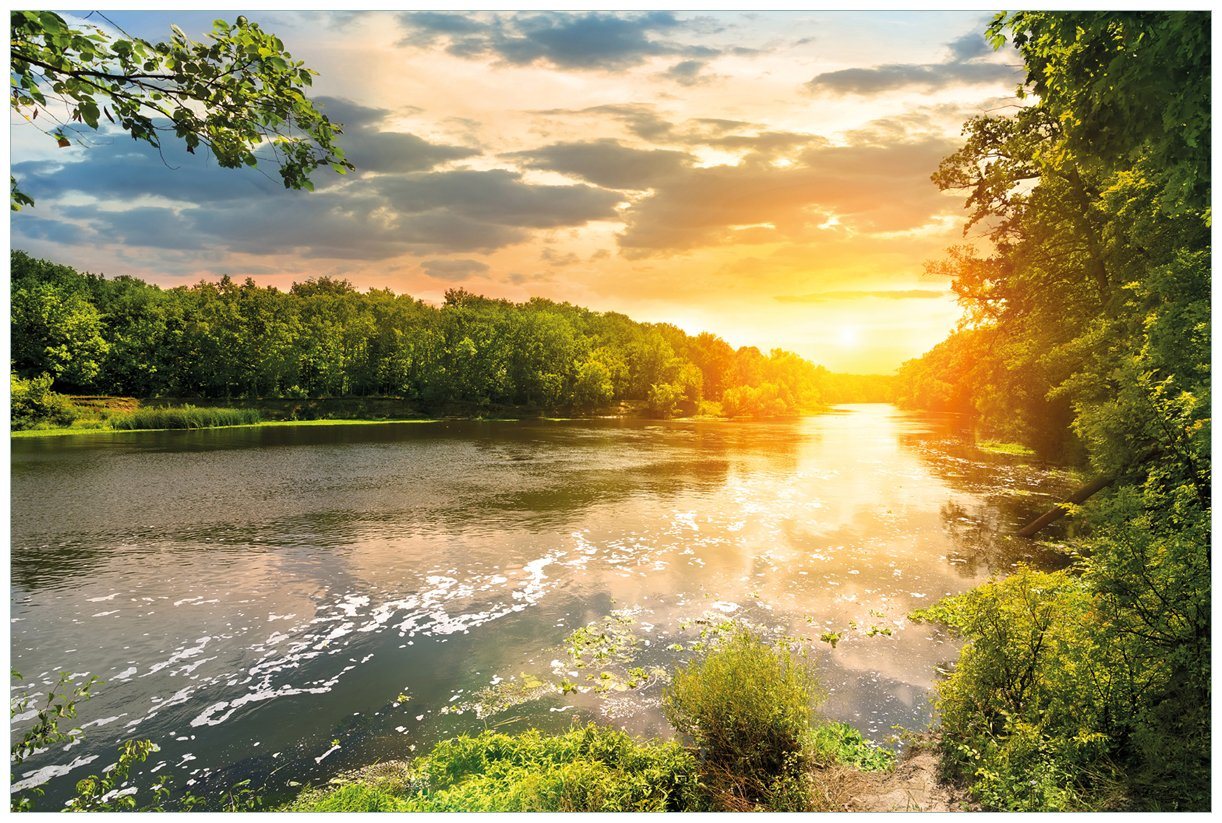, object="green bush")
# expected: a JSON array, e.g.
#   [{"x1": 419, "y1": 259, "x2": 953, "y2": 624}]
[
  {"x1": 662, "y1": 628, "x2": 819, "y2": 801},
  {"x1": 109, "y1": 405, "x2": 260, "y2": 430},
  {"x1": 914, "y1": 568, "x2": 1124, "y2": 811},
  {"x1": 10, "y1": 372, "x2": 77, "y2": 430},
  {"x1": 289, "y1": 725, "x2": 708, "y2": 813},
  {"x1": 810, "y1": 722, "x2": 895, "y2": 773},
  {"x1": 292, "y1": 784, "x2": 409, "y2": 812}
]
